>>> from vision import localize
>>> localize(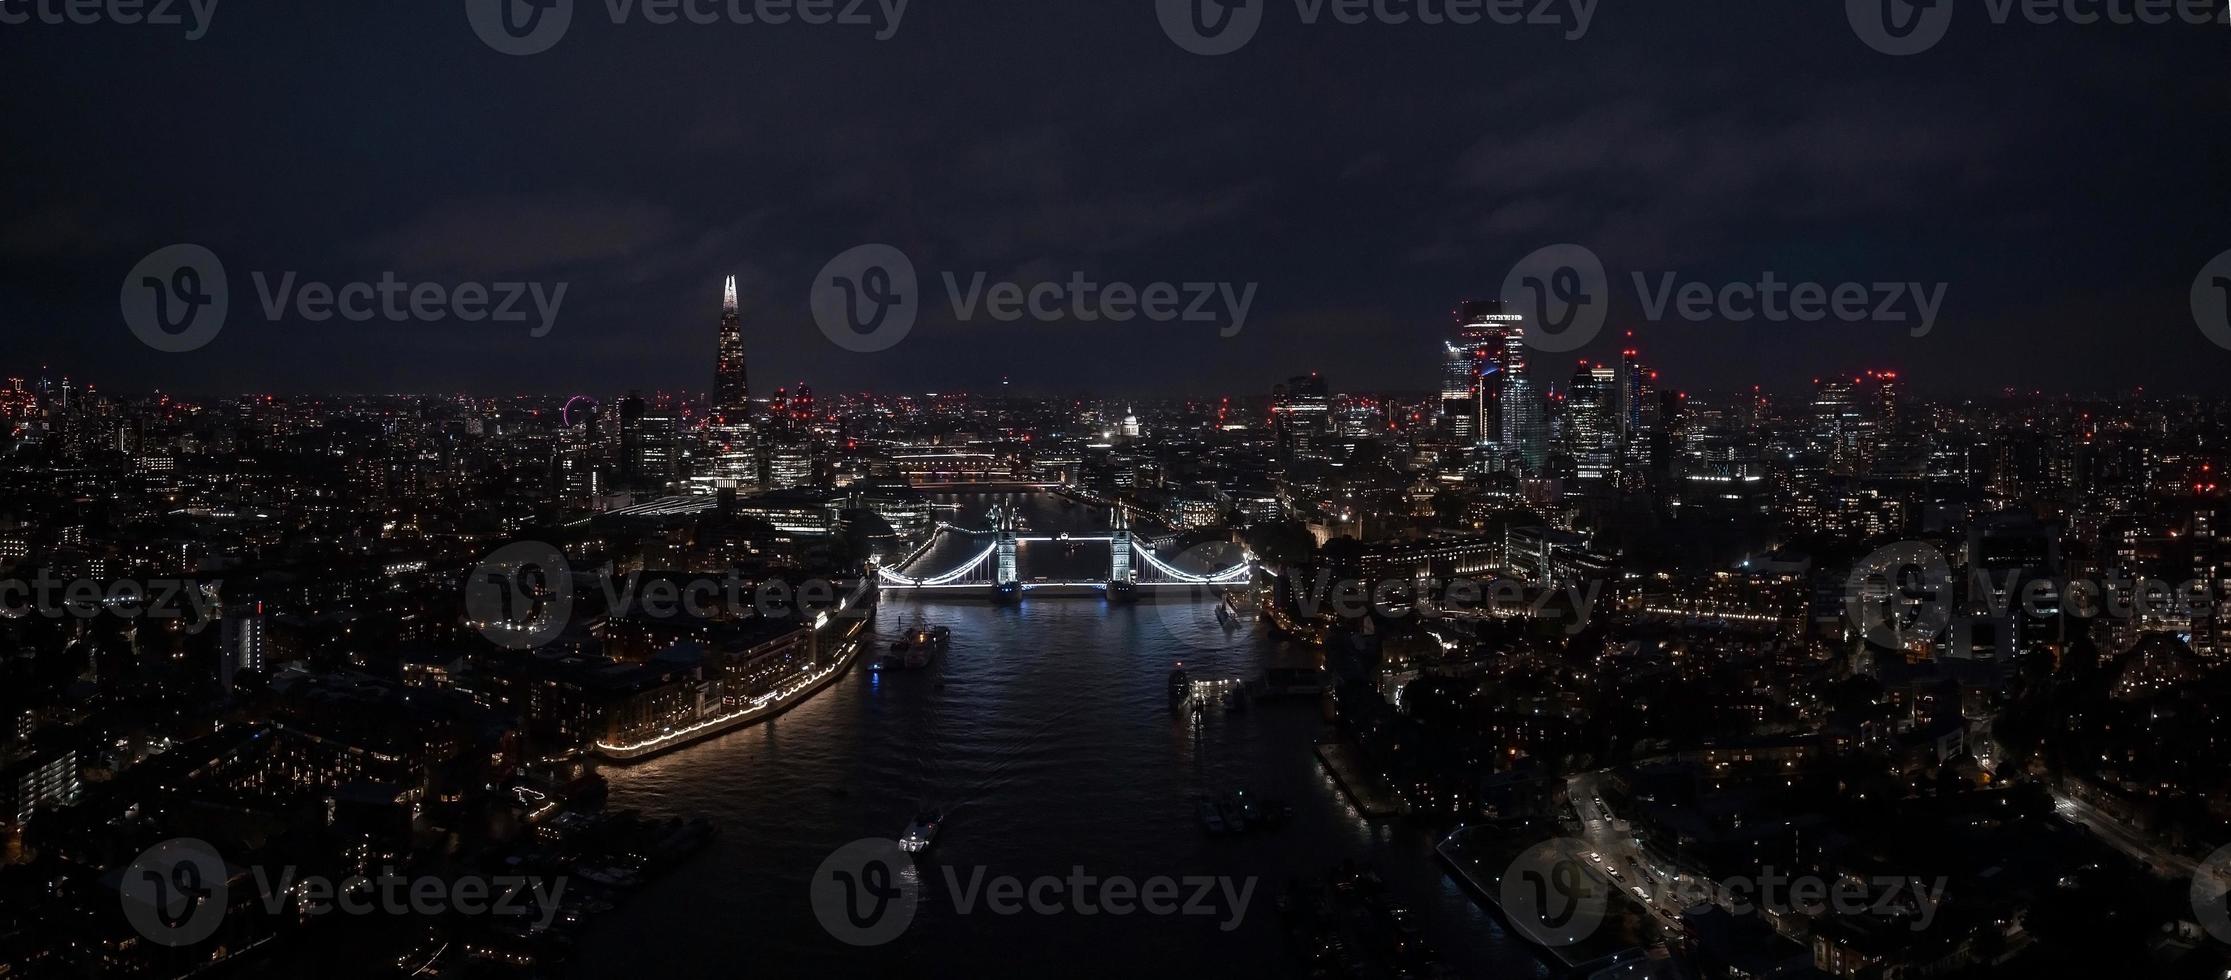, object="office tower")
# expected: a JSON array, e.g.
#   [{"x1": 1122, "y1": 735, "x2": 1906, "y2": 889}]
[
  {"x1": 1870, "y1": 369, "x2": 1901, "y2": 430},
  {"x1": 704, "y1": 280, "x2": 757, "y2": 496},
  {"x1": 1811, "y1": 377, "x2": 1866, "y2": 476},
  {"x1": 1616, "y1": 346, "x2": 1643, "y2": 438},
  {"x1": 1565, "y1": 362, "x2": 1617, "y2": 487},
  {"x1": 698, "y1": 427, "x2": 760, "y2": 494},
  {"x1": 641, "y1": 403, "x2": 682, "y2": 490},
  {"x1": 1441, "y1": 334, "x2": 1484, "y2": 440},
  {"x1": 1651, "y1": 389, "x2": 1685, "y2": 489},
  {"x1": 221, "y1": 605, "x2": 267, "y2": 675},
  {"x1": 1441, "y1": 300, "x2": 1524, "y2": 443},
  {"x1": 764, "y1": 440, "x2": 818, "y2": 490},
  {"x1": 2192, "y1": 503, "x2": 2231, "y2": 659},
  {"x1": 1272, "y1": 373, "x2": 1331, "y2": 460},
  {"x1": 615, "y1": 392, "x2": 644, "y2": 482},
  {"x1": 615, "y1": 393, "x2": 640, "y2": 450},
  {"x1": 553, "y1": 444, "x2": 601, "y2": 506},
  {"x1": 1498, "y1": 323, "x2": 1548, "y2": 474},
  {"x1": 715, "y1": 276, "x2": 749, "y2": 417},
  {"x1": 1861, "y1": 369, "x2": 1922, "y2": 477},
  {"x1": 1614, "y1": 344, "x2": 1656, "y2": 488},
  {"x1": 618, "y1": 392, "x2": 680, "y2": 492},
  {"x1": 1950, "y1": 513, "x2": 2063, "y2": 662}
]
